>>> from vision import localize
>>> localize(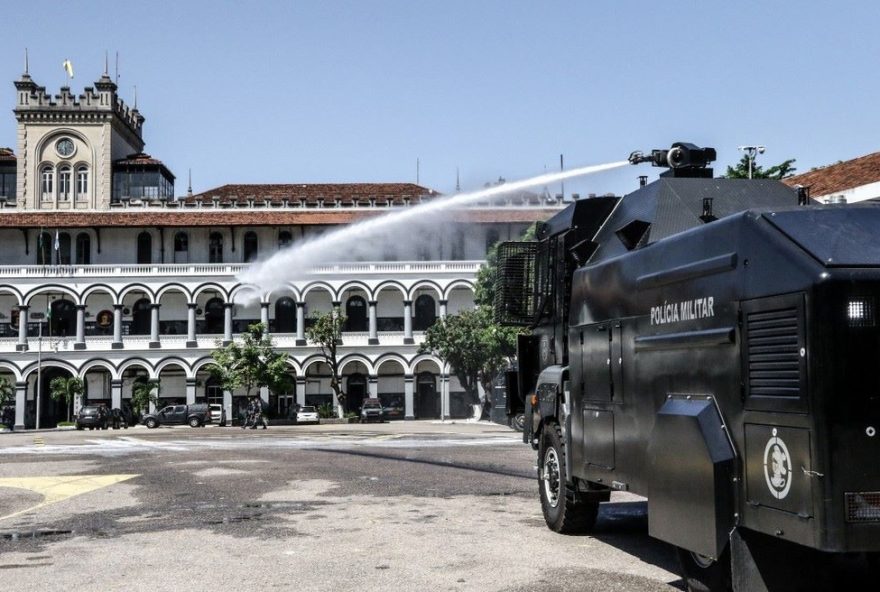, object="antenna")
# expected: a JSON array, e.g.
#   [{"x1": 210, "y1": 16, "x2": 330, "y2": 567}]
[
  {"x1": 104, "y1": 50, "x2": 109, "y2": 75},
  {"x1": 24, "y1": 48, "x2": 29, "y2": 74},
  {"x1": 187, "y1": 168, "x2": 193, "y2": 197},
  {"x1": 133, "y1": 85, "x2": 137, "y2": 109},
  {"x1": 560, "y1": 154, "x2": 565, "y2": 201},
  {"x1": 455, "y1": 167, "x2": 460, "y2": 192},
  {"x1": 416, "y1": 158, "x2": 420, "y2": 185},
  {"x1": 115, "y1": 51, "x2": 119, "y2": 84}
]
